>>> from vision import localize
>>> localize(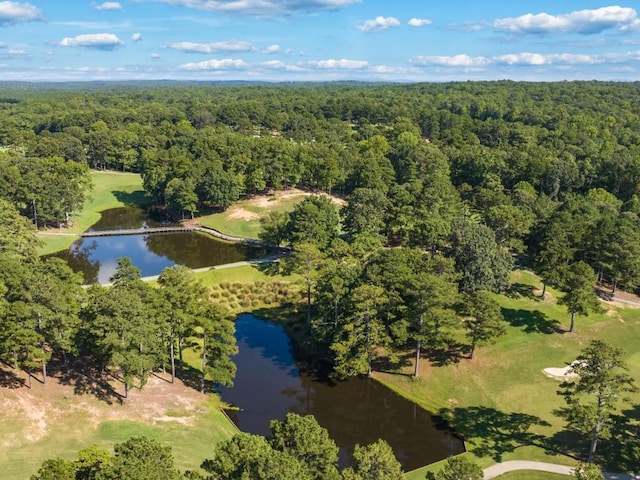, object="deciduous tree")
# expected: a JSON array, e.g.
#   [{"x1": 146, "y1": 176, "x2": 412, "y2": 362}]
[
  {"x1": 342, "y1": 439, "x2": 403, "y2": 480},
  {"x1": 435, "y1": 455, "x2": 484, "y2": 480}
]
